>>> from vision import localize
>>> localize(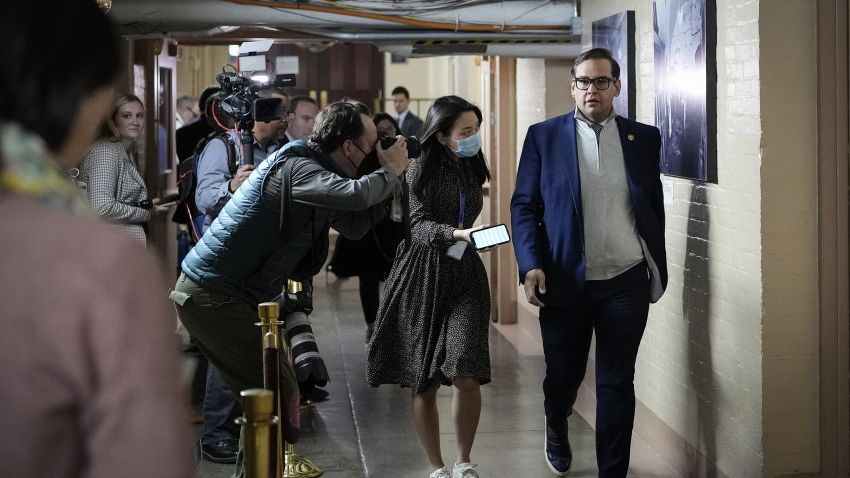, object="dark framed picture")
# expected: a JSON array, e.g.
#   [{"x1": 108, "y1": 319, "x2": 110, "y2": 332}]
[
  {"x1": 653, "y1": 0, "x2": 717, "y2": 182},
  {"x1": 592, "y1": 11, "x2": 636, "y2": 120}
]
